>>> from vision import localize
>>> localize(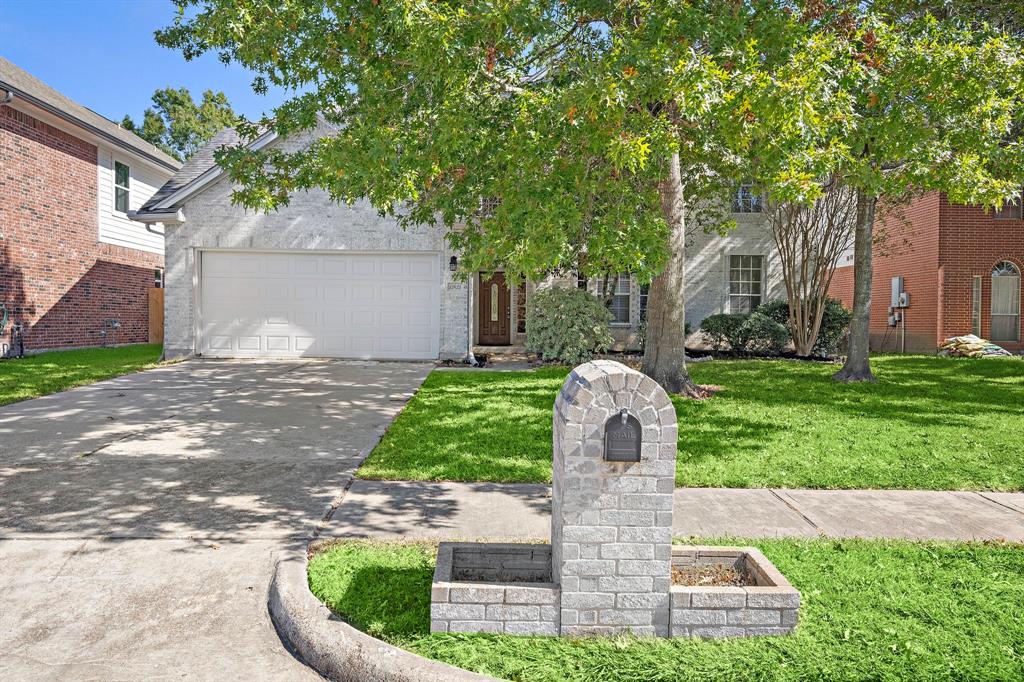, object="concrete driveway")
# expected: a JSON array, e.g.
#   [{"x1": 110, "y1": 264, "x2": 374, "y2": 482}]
[{"x1": 0, "y1": 359, "x2": 431, "y2": 681}]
